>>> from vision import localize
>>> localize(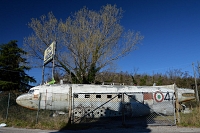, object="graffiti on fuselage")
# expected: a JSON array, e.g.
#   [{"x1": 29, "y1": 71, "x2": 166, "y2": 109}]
[{"x1": 164, "y1": 92, "x2": 175, "y2": 101}]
